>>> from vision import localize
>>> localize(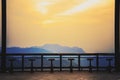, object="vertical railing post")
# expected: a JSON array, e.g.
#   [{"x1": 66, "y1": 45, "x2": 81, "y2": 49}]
[
  {"x1": 41, "y1": 54, "x2": 43, "y2": 72},
  {"x1": 60, "y1": 54, "x2": 62, "y2": 71},
  {"x1": 48, "y1": 58, "x2": 55, "y2": 73},
  {"x1": 28, "y1": 58, "x2": 35, "y2": 73},
  {"x1": 106, "y1": 58, "x2": 113, "y2": 72},
  {"x1": 78, "y1": 54, "x2": 80, "y2": 71},
  {"x1": 68, "y1": 58, "x2": 74, "y2": 73},
  {"x1": 96, "y1": 54, "x2": 99, "y2": 71},
  {"x1": 87, "y1": 58, "x2": 93, "y2": 72},
  {"x1": 9, "y1": 58, "x2": 15, "y2": 73},
  {"x1": 22, "y1": 55, "x2": 24, "y2": 72}
]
